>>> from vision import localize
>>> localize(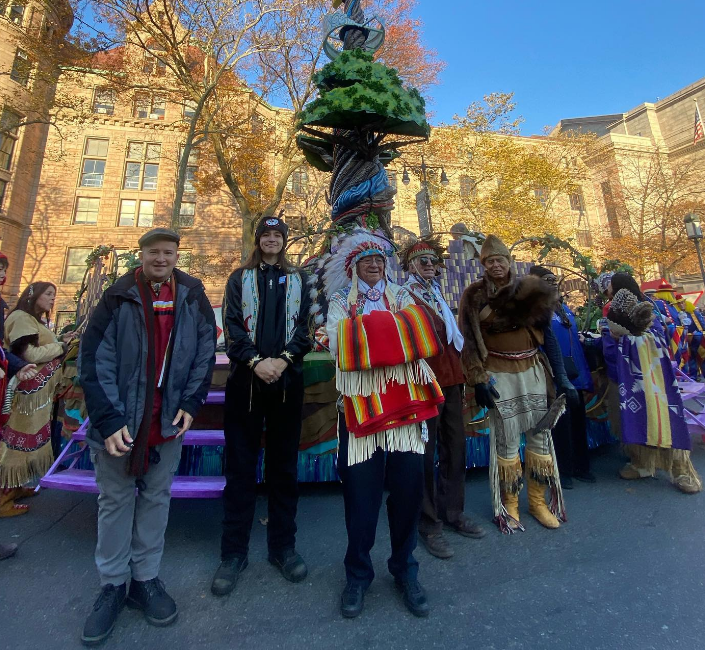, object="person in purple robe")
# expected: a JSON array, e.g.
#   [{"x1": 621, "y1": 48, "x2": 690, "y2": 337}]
[{"x1": 602, "y1": 275, "x2": 702, "y2": 494}]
